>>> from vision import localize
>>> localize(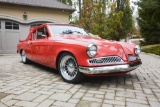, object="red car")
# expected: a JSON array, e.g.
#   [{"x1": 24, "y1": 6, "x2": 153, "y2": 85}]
[{"x1": 17, "y1": 23, "x2": 142, "y2": 83}]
